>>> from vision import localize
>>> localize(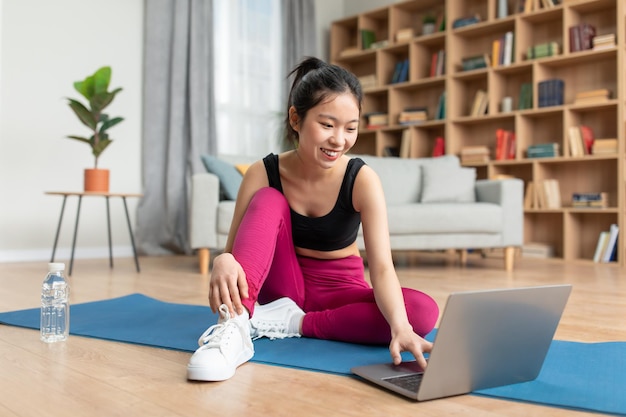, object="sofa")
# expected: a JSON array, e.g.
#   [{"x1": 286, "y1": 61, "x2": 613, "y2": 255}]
[{"x1": 190, "y1": 154, "x2": 524, "y2": 274}]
